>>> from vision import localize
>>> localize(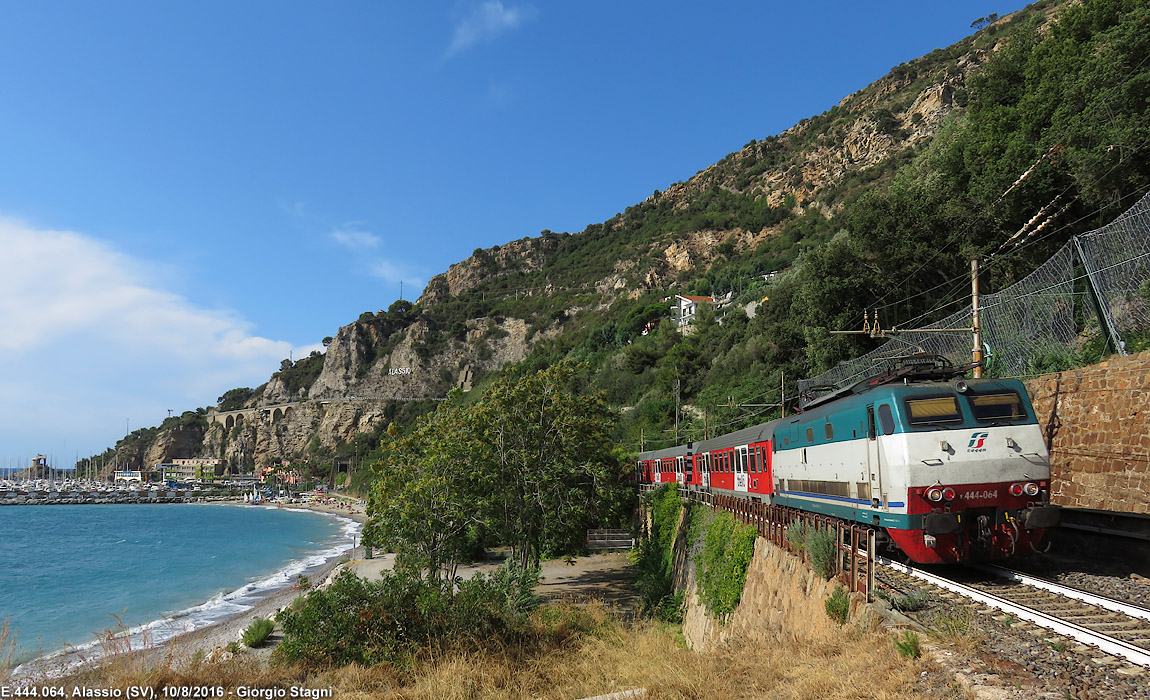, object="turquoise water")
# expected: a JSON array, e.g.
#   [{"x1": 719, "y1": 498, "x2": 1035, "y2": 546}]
[{"x1": 0, "y1": 504, "x2": 355, "y2": 664}]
